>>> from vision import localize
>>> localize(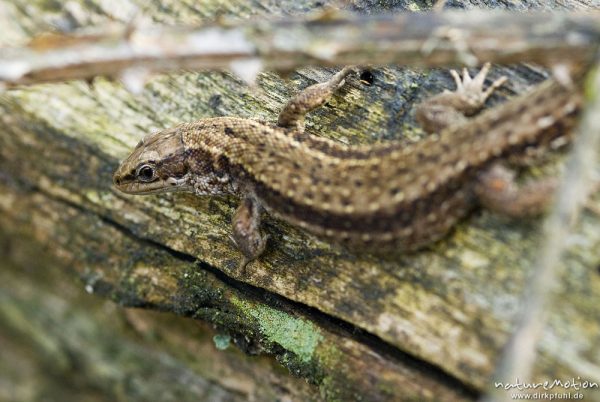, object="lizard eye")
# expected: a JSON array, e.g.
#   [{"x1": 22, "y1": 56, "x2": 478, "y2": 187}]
[{"x1": 136, "y1": 165, "x2": 155, "y2": 182}]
